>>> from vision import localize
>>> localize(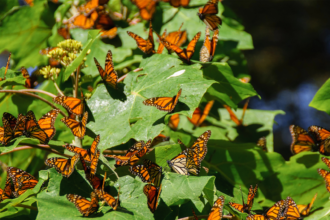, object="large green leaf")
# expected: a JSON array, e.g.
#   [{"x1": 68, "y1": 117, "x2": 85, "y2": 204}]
[
  {"x1": 87, "y1": 54, "x2": 216, "y2": 150},
  {"x1": 309, "y1": 78, "x2": 330, "y2": 115},
  {"x1": 0, "y1": 0, "x2": 53, "y2": 68},
  {"x1": 0, "y1": 67, "x2": 26, "y2": 87},
  {"x1": 203, "y1": 62, "x2": 258, "y2": 107}
]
